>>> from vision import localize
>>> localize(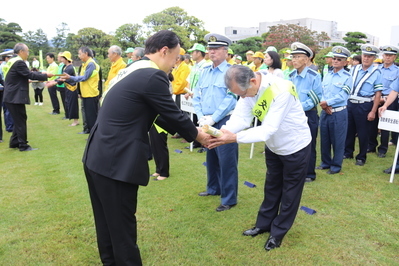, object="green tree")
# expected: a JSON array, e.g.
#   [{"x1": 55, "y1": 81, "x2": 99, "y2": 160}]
[
  {"x1": 52, "y1": 22, "x2": 70, "y2": 51},
  {"x1": 230, "y1": 37, "x2": 264, "y2": 58},
  {"x1": 113, "y1": 23, "x2": 145, "y2": 51},
  {"x1": 23, "y1": 29, "x2": 49, "y2": 56},
  {"x1": 263, "y1": 24, "x2": 330, "y2": 53},
  {"x1": 343, "y1": 32, "x2": 367, "y2": 53},
  {"x1": 0, "y1": 19, "x2": 23, "y2": 50},
  {"x1": 143, "y1": 6, "x2": 208, "y2": 49},
  {"x1": 314, "y1": 46, "x2": 333, "y2": 72},
  {"x1": 72, "y1": 27, "x2": 113, "y2": 59}
]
